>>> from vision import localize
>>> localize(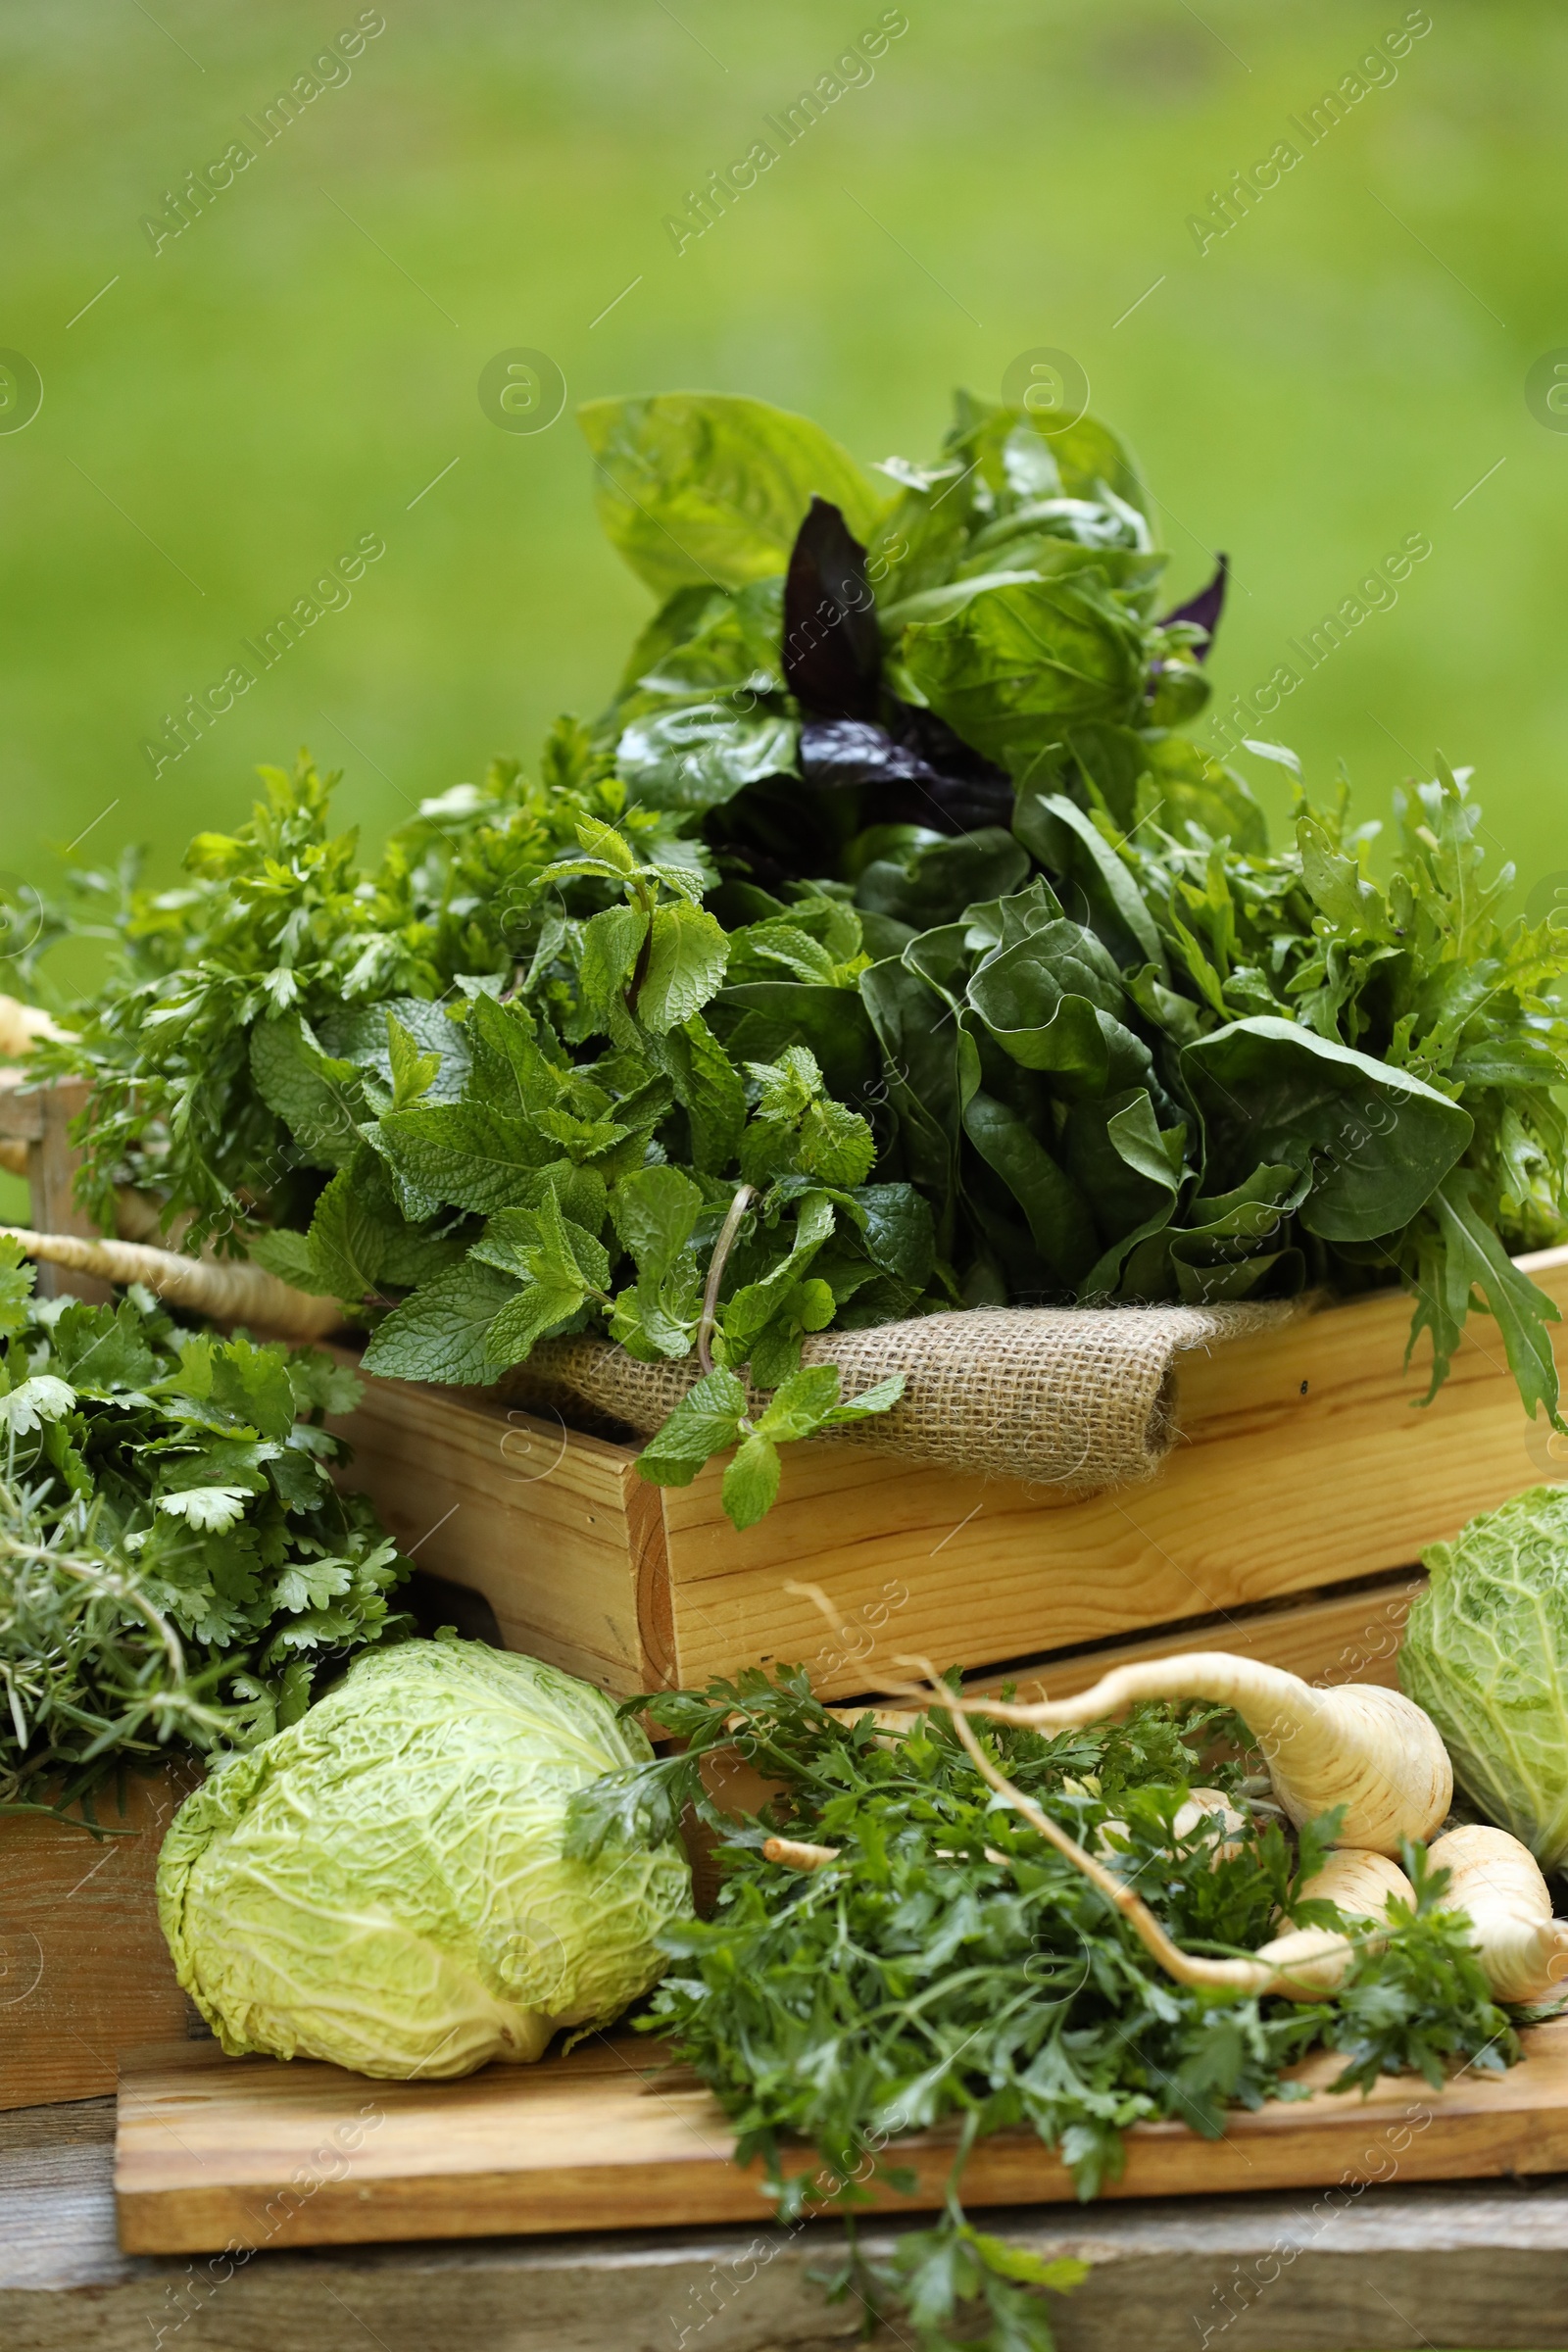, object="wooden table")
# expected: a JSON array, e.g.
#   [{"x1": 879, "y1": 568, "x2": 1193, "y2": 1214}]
[{"x1": 7, "y1": 2098, "x2": 1568, "y2": 2351}]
